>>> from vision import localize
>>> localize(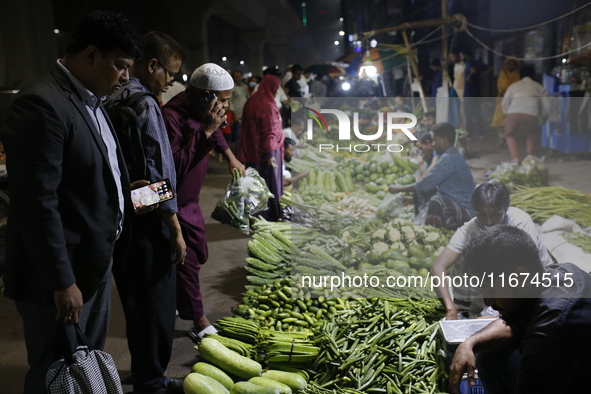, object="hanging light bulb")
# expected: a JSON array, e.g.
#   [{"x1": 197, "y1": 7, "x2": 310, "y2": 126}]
[{"x1": 359, "y1": 50, "x2": 377, "y2": 78}]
